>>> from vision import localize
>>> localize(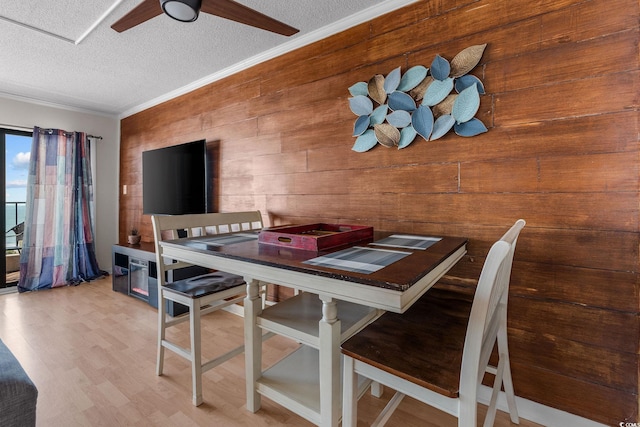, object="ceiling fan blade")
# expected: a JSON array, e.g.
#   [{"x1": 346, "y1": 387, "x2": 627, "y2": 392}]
[
  {"x1": 111, "y1": 0, "x2": 163, "y2": 33},
  {"x1": 201, "y1": 0, "x2": 299, "y2": 36}
]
